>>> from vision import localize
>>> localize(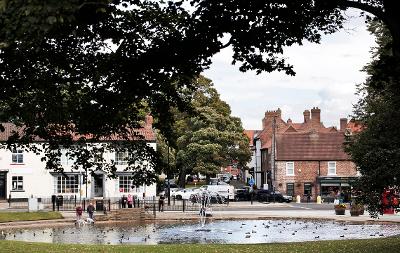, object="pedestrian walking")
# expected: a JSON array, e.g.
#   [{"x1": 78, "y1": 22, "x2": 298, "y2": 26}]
[
  {"x1": 76, "y1": 206, "x2": 83, "y2": 221},
  {"x1": 87, "y1": 202, "x2": 95, "y2": 220},
  {"x1": 158, "y1": 194, "x2": 165, "y2": 212},
  {"x1": 127, "y1": 194, "x2": 133, "y2": 208}
]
